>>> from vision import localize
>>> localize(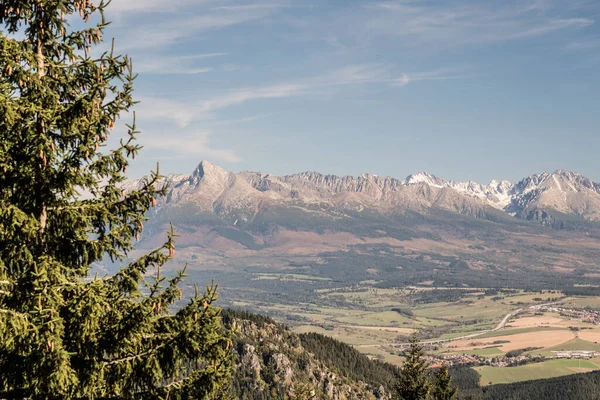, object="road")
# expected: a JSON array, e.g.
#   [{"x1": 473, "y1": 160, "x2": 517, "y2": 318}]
[{"x1": 391, "y1": 301, "x2": 560, "y2": 347}]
